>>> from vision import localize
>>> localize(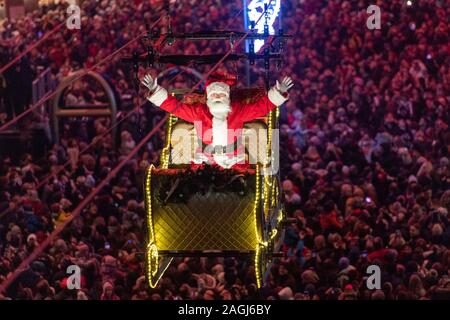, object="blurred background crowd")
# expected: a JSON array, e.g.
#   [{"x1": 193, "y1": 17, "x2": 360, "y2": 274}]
[{"x1": 0, "y1": 0, "x2": 449, "y2": 300}]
